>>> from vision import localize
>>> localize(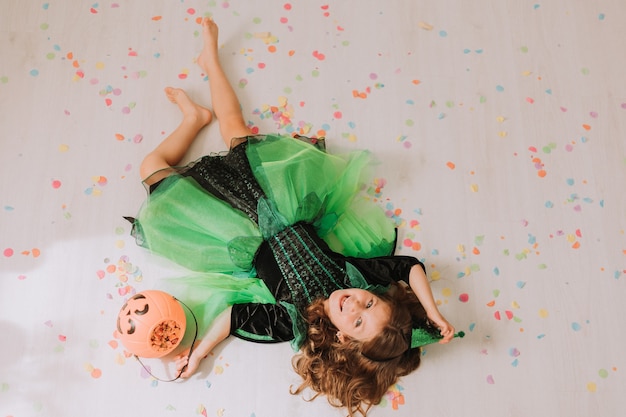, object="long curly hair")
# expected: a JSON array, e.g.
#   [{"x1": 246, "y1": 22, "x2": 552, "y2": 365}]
[{"x1": 291, "y1": 282, "x2": 428, "y2": 417}]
